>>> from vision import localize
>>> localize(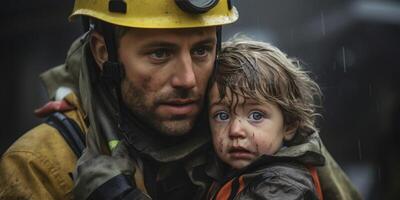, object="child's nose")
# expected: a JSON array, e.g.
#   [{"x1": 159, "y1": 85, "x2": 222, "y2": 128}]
[{"x1": 228, "y1": 118, "x2": 247, "y2": 139}]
